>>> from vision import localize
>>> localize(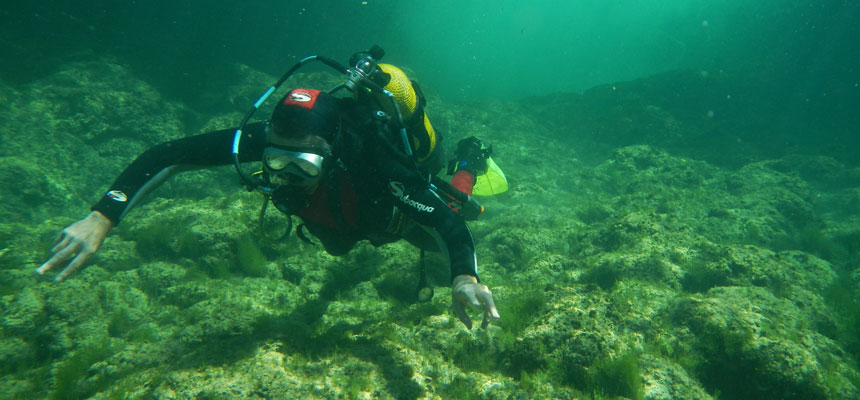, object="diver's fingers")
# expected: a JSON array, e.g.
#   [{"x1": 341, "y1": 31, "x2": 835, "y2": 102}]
[
  {"x1": 453, "y1": 301, "x2": 472, "y2": 330},
  {"x1": 35, "y1": 259, "x2": 54, "y2": 275},
  {"x1": 465, "y1": 288, "x2": 481, "y2": 308},
  {"x1": 51, "y1": 231, "x2": 64, "y2": 247},
  {"x1": 50, "y1": 233, "x2": 72, "y2": 254},
  {"x1": 56, "y1": 251, "x2": 93, "y2": 282},
  {"x1": 476, "y1": 288, "x2": 500, "y2": 329},
  {"x1": 36, "y1": 244, "x2": 77, "y2": 275},
  {"x1": 478, "y1": 289, "x2": 500, "y2": 319},
  {"x1": 481, "y1": 311, "x2": 491, "y2": 329}
]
